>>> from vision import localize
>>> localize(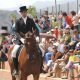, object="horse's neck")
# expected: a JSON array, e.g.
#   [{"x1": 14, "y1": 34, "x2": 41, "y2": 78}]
[{"x1": 25, "y1": 41, "x2": 38, "y2": 55}]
